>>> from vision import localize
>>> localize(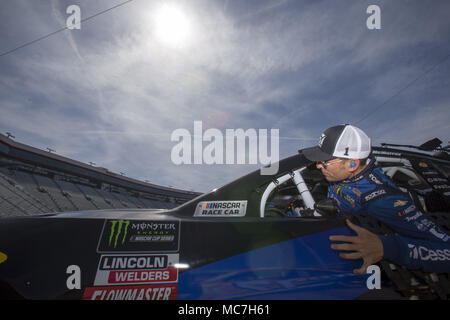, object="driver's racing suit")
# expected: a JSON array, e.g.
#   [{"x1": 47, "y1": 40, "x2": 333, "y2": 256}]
[{"x1": 328, "y1": 157, "x2": 450, "y2": 273}]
